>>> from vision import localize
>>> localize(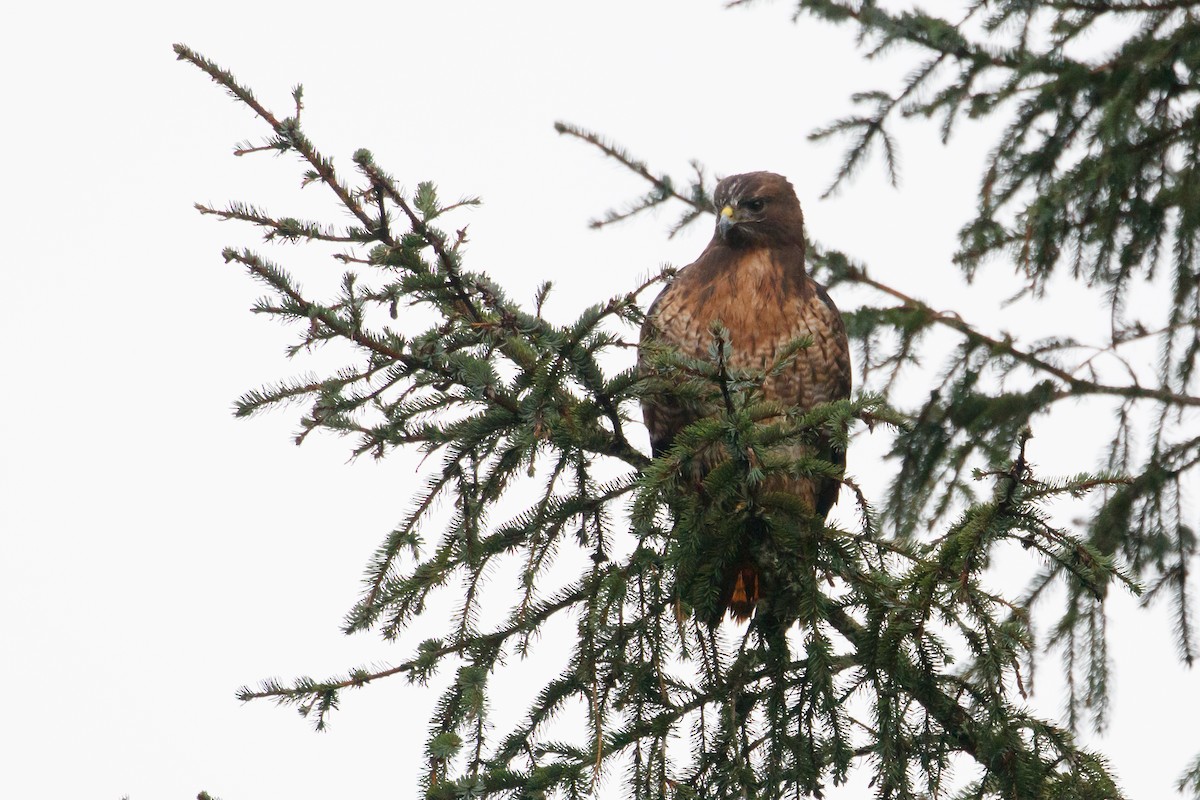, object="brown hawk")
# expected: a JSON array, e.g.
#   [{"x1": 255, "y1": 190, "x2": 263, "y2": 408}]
[{"x1": 639, "y1": 171, "x2": 852, "y2": 623}]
